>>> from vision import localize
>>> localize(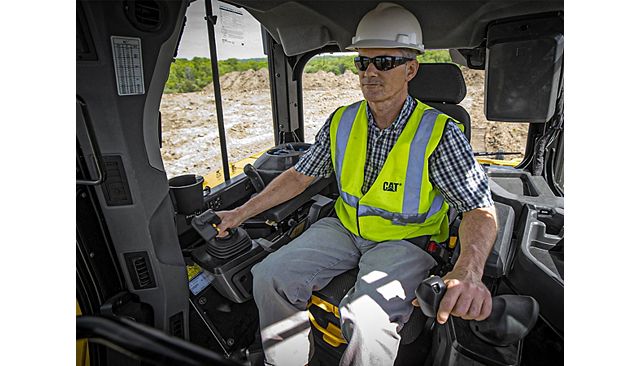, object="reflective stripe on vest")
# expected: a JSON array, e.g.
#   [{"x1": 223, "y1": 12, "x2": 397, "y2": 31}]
[
  {"x1": 357, "y1": 194, "x2": 444, "y2": 225},
  {"x1": 334, "y1": 102, "x2": 360, "y2": 200},
  {"x1": 333, "y1": 103, "x2": 445, "y2": 225}
]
